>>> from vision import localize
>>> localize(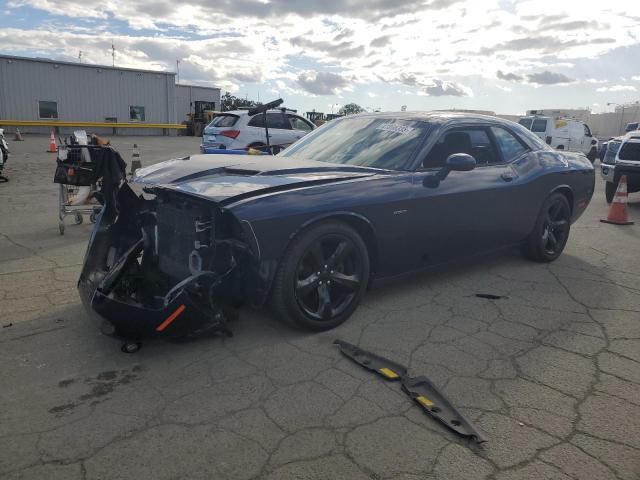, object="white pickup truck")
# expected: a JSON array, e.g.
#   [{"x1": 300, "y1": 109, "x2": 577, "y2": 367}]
[{"x1": 518, "y1": 116, "x2": 598, "y2": 162}]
